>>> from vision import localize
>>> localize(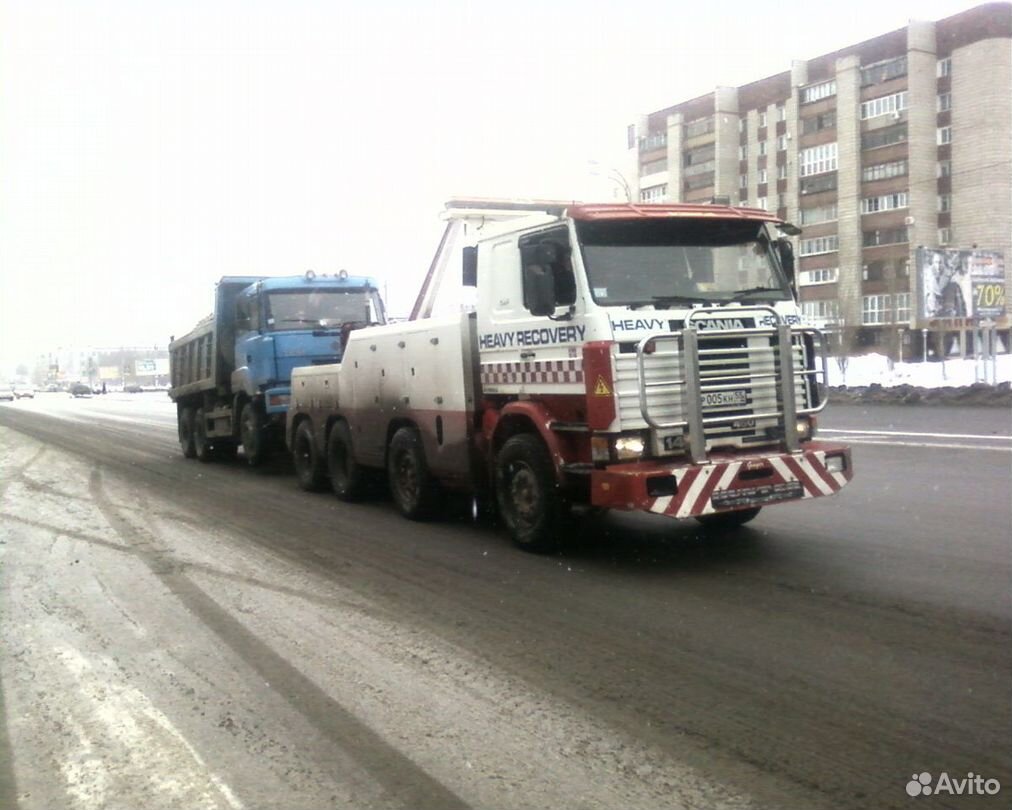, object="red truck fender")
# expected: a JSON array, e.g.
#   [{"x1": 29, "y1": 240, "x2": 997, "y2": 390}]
[{"x1": 482, "y1": 400, "x2": 568, "y2": 483}]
